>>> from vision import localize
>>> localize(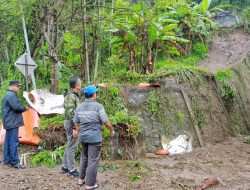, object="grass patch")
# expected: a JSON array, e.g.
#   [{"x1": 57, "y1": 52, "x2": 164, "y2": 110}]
[
  {"x1": 192, "y1": 42, "x2": 209, "y2": 59},
  {"x1": 125, "y1": 161, "x2": 151, "y2": 182},
  {"x1": 31, "y1": 145, "x2": 65, "y2": 168},
  {"x1": 244, "y1": 136, "x2": 250, "y2": 144},
  {"x1": 151, "y1": 62, "x2": 209, "y2": 84},
  {"x1": 97, "y1": 160, "x2": 150, "y2": 183},
  {"x1": 98, "y1": 162, "x2": 121, "y2": 173},
  {"x1": 215, "y1": 69, "x2": 237, "y2": 103},
  {"x1": 39, "y1": 115, "x2": 64, "y2": 130},
  {"x1": 109, "y1": 110, "x2": 142, "y2": 139}
]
